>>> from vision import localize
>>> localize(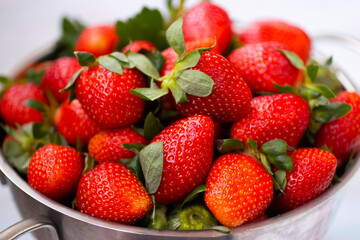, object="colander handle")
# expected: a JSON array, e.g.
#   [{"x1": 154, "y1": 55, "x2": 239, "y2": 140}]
[
  {"x1": 313, "y1": 35, "x2": 360, "y2": 54},
  {"x1": 0, "y1": 216, "x2": 59, "y2": 240}
]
